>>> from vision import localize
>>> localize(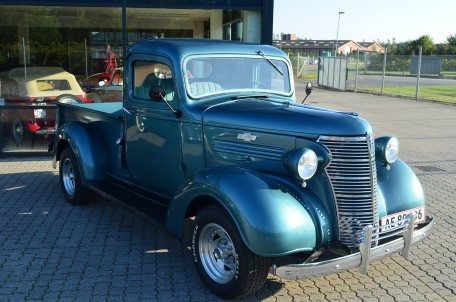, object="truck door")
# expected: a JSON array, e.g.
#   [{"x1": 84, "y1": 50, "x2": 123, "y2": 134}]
[{"x1": 124, "y1": 58, "x2": 184, "y2": 197}]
